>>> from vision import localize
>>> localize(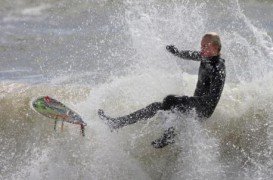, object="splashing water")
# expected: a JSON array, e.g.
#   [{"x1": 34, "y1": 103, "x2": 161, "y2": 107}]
[{"x1": 1, "y1": 0, "x2": 273, "y2": 179}]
